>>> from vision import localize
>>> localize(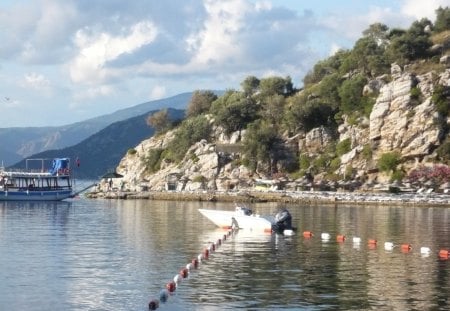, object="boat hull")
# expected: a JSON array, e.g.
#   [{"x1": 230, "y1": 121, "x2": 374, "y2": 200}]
[
  {"x1": 198, "y1": 208, "x2": 275, "y2": 232},
  {"x1": 0, "y1": 190, "x2": 73, "y2": 201}
]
